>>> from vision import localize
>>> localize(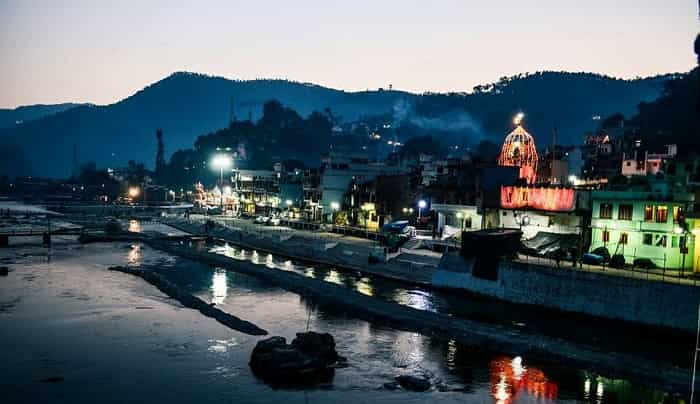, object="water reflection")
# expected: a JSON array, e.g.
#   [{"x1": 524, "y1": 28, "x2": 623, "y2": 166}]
[
  {"x1": 128, "y1": 219, "x2": 141, "y2": 233},
  {"x1": 489, "y1": 355, "x2": 558, "y2": 403},
  {"x1": 392, "y1": 289, "x2": 435, "y2": 312},
  {"x1": 144, "y1": 243, "x2": 684, "y2": 403},
  {"x1": 354, "y1": 277, "x2": 374, "y2": 296},
  {"x1": 127, "y1": 244, "x2": 141, "y2": 266},
  {"x1": 211, "y1": 268, "x2": 228, "y2": 304},
  {"x1": 324, "y1": 269, "x2": 343, "y2": 285}
]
